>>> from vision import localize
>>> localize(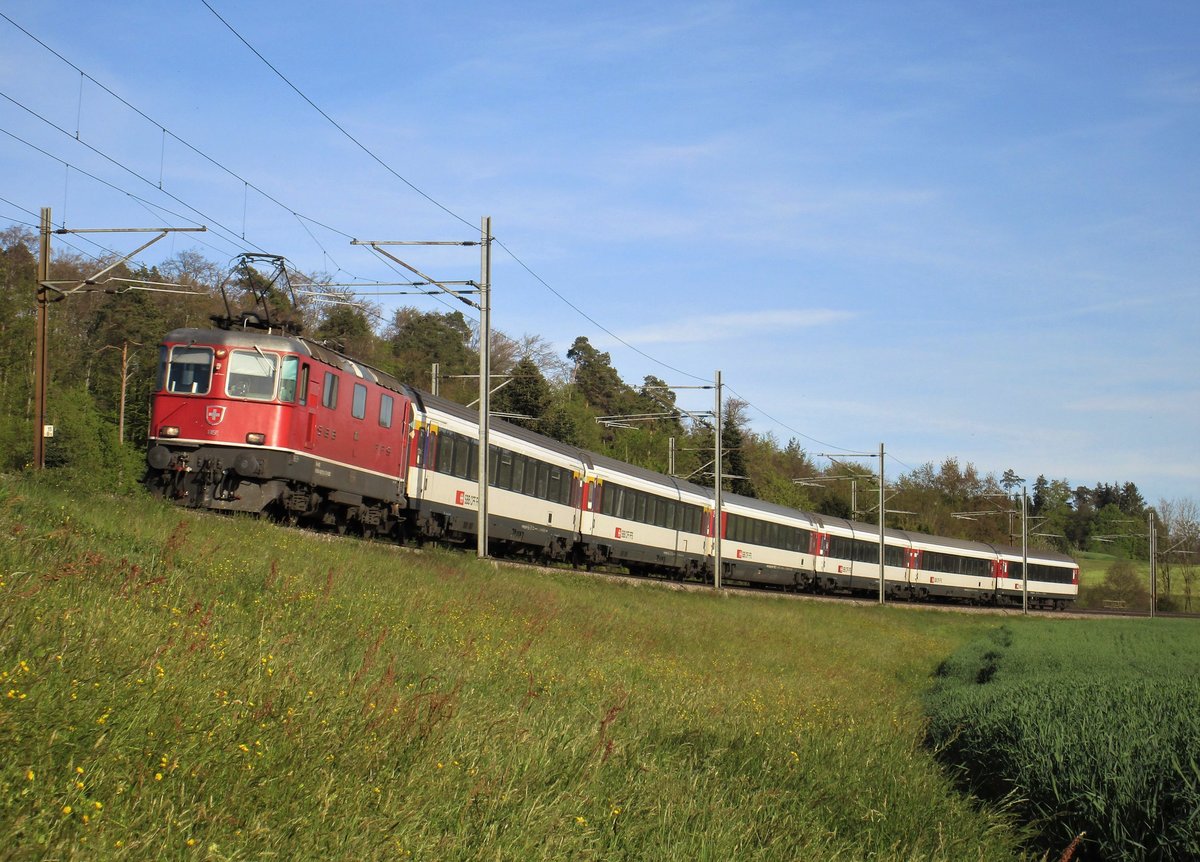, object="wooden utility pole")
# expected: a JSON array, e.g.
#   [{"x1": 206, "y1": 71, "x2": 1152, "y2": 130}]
[{"x1": 33, "y1": 207, "x2": 51, "y2": 470}]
